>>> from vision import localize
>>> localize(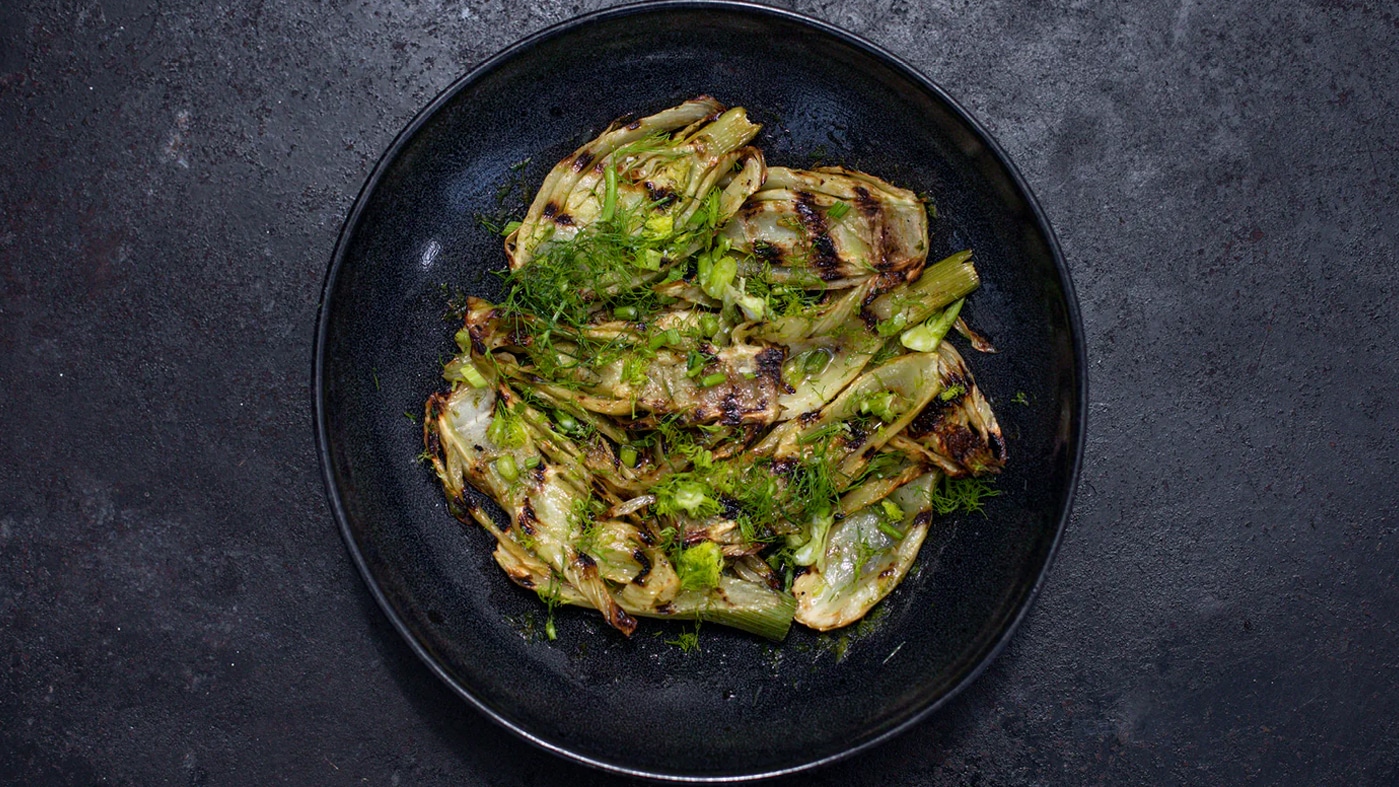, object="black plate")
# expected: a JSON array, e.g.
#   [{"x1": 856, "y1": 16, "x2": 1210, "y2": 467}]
[{"x1": 314, "y1": 1, "x2": 1084, "y2": 780}]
